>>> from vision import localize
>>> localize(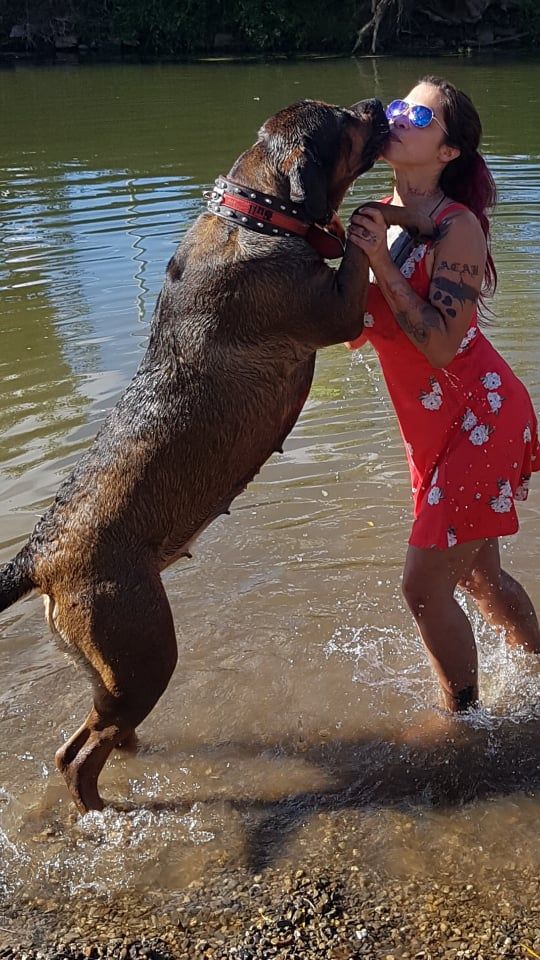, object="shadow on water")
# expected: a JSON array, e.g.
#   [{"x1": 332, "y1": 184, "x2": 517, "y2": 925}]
[{"x1": 126, "y1": 714, "x2": 540, "y2": 872}]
